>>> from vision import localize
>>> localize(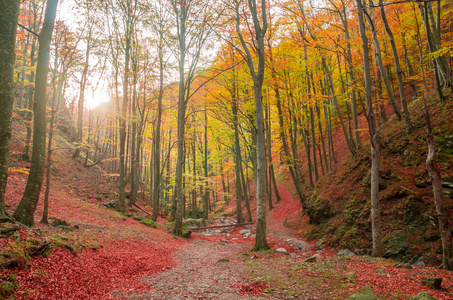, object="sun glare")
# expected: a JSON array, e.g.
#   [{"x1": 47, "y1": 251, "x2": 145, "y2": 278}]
[{"x1": 86, "y1": 88, "x2": 110, "y2": 109}]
